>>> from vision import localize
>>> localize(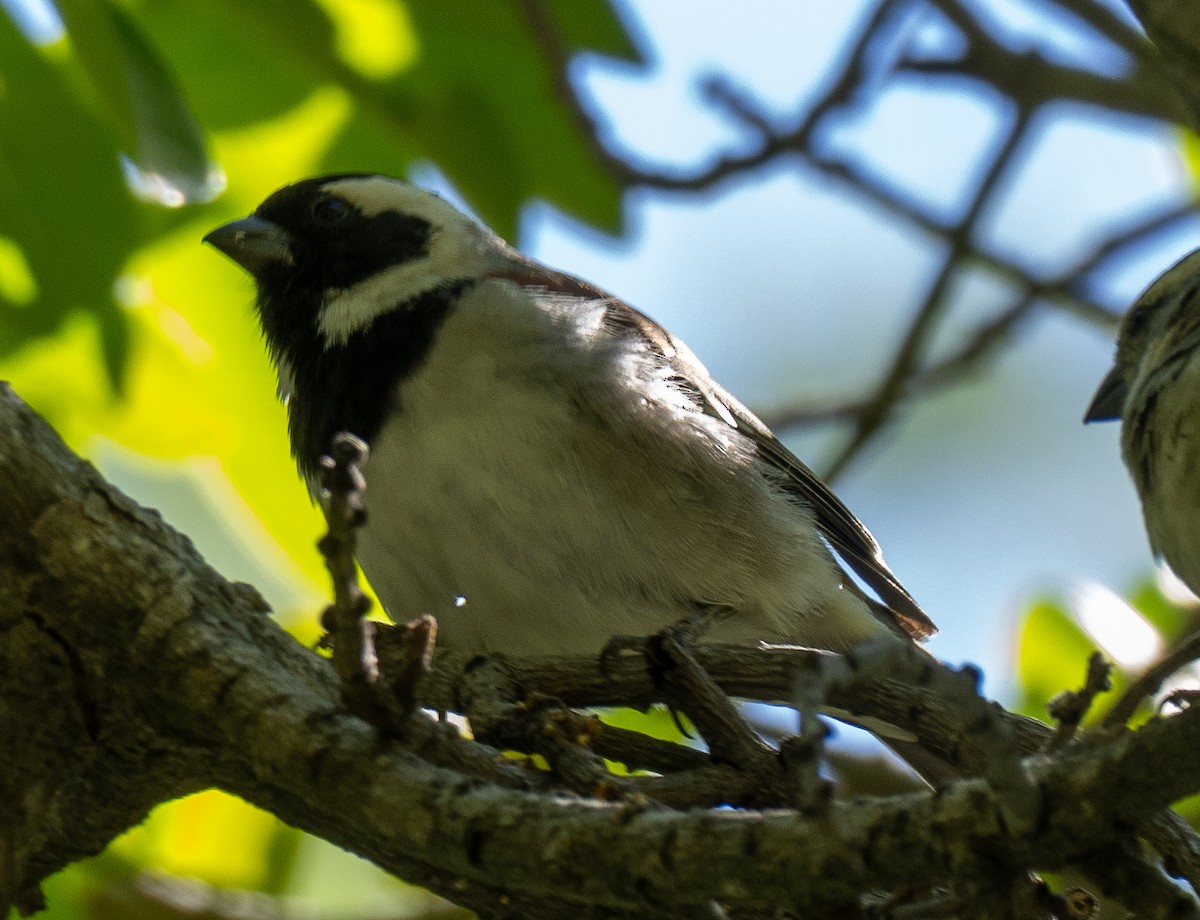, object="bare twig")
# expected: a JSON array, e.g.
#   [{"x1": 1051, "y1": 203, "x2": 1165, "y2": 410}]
[
  {"x1": 1045, "y1": 652, "x2": 1113, "y2": 751},
  {"x1": 822, "y1": 97, "x2": 1034, "y2": 480},
  {"x1": 760, "y1": 200, "x2": 1196, "y2": 433},
  {"x1": 317, "y1": 434, "x2": 429, "y2": 733},
  {"x1": 316, "y1": 435, "x2": 378, "y2": 706},
  {"x1": 517, "y1": 0, "x2": 1200, "y2": 479},
  {"x1": 1102, "y1": 629, "x2": 1200, "y2": 728},
  {"x1": 925, "y1": 0, "x2": 1183, "y2": 121},
  {"x1": 646, "y1": 625, "x2": 796, "y2": 808}
]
